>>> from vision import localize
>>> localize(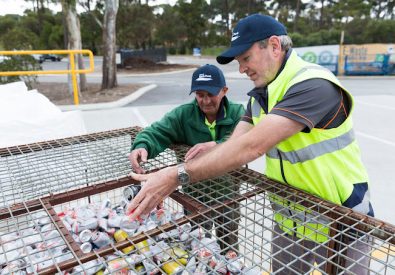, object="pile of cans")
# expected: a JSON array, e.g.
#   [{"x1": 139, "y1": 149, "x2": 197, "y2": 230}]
[
  {"x1": 1, "y1": 185, "x2": 258, "y2": 274},
  {"x1": 0, "y1": 211, "x2": 72, "y2": 274}
]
